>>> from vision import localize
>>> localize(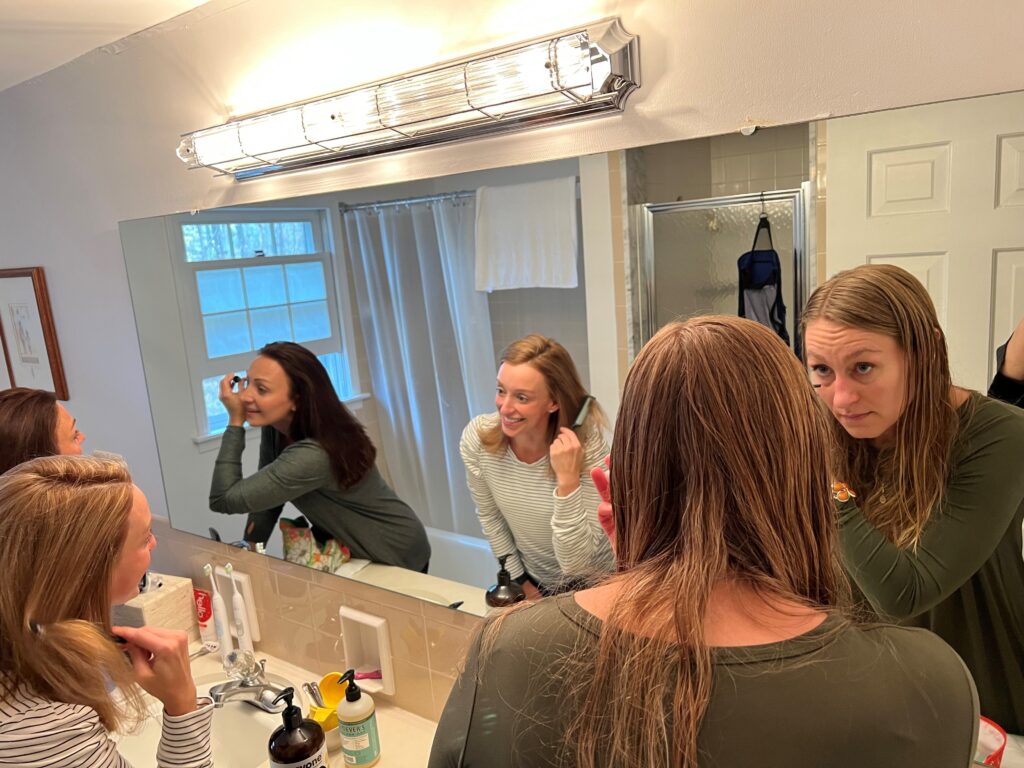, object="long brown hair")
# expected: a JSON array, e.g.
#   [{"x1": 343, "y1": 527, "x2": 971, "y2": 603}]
[
  {"x1": 258, "y1": 342, "x2": 376, "y2": 488},
  {"x1": 0, "y1": 387, "x2": 59, "y2": 475},
  {"x1": 538, "y1": 317, "x2": 845, "y2": 767},
  {"x1": 801, "y1": 264, "x2": 960, "y2": 548},
  {"x1": 0, "y1": 455, "x2": 146, "y2": 731},
  {"x1": 479, "y1": 334, "x2": 606, "y2": 454}
]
